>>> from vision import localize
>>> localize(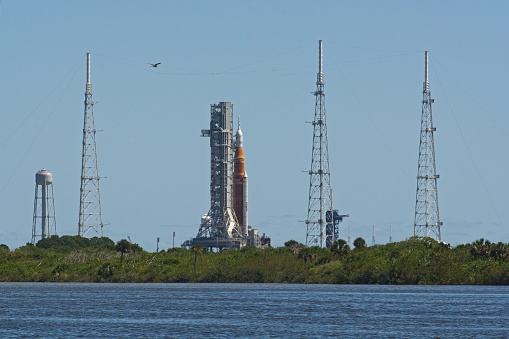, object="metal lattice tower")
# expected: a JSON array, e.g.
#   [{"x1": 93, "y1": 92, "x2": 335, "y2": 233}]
[
  {"x1": 305, "y1": 40, "x2": 334, "y2": 248},
  {"x1": 78, "y1": 52, "x2": 104, "y2": 237},
  {"x1": 195, "y1": 102, "x2": 243, "y2": 248},
  {"x1": 32, "y1": 169, "x2": 57, "y2": 244},
  {"x1": 414, "y1": 51, "x2": 442, "y2": 241}
]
